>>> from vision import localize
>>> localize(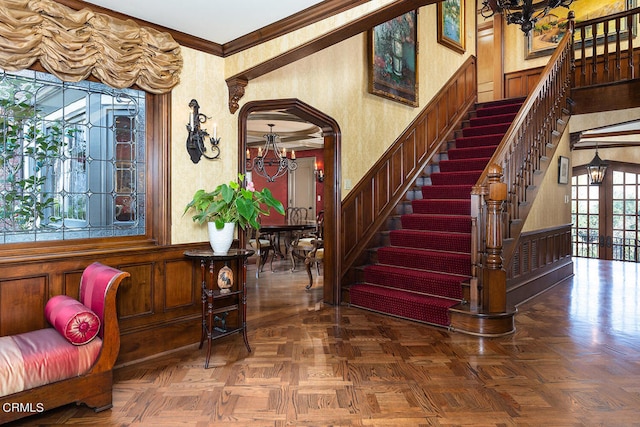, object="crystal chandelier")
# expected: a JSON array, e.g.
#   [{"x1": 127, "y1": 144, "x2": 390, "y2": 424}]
[
  {"x1": 246, "y1": 124, "x2": 297, "y2": 182},
  {"x1": 480, "y1": 0, "x2": 574, "y2": 34}
]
